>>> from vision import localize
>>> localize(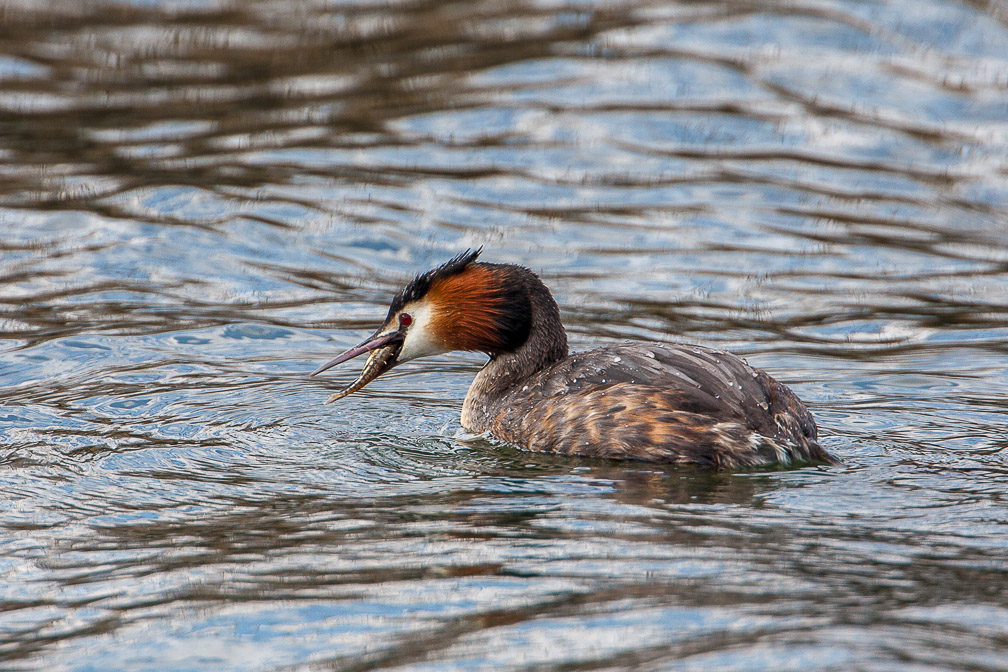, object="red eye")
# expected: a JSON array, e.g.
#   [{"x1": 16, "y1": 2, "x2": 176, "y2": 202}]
[{"x1": 399, "y1": 313, "x2": 412, "y2": 327}]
